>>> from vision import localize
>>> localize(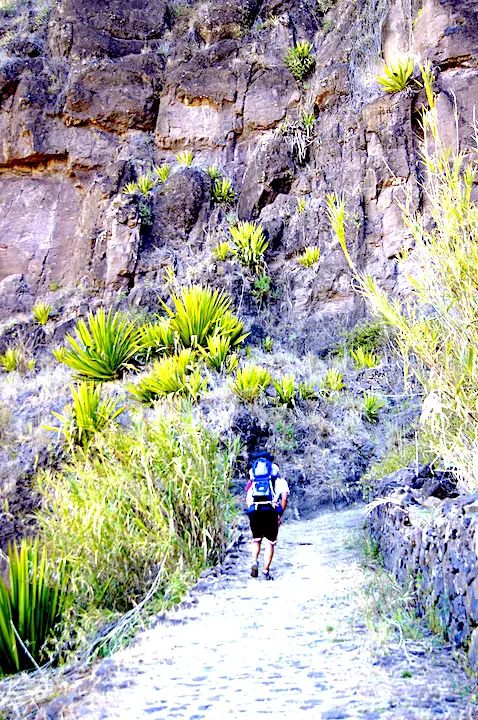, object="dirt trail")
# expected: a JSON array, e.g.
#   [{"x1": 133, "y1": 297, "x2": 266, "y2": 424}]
[{"x1": 58, "y1": 507, "x2": 474, "y2": 719}]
